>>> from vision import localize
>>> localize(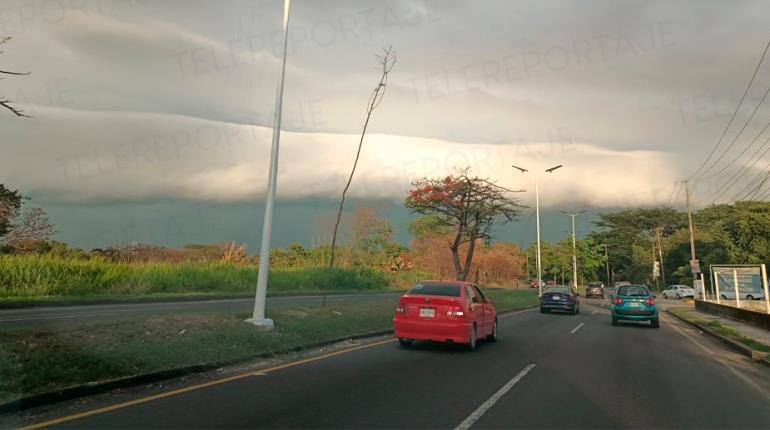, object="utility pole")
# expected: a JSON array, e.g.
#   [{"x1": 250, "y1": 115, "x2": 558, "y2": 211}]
[
  {"x1": 684, "y1": 180, "x2": 701, "y2": 294},
  {"x1": 602, "y1": 244, "x2": 611, "y2": 287},
  {"x1": 246, "y1": 0, "x2": 292, "y2": 328},
  {"x1": 654, "y1": 227, "x2": 667, "y2": 285},
  {"x1": 561, "y1": 210, "x2": 584, "y2": 289},
  {"x1": 651, "y1": 241, "x2": 660, "y2": 291}
]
